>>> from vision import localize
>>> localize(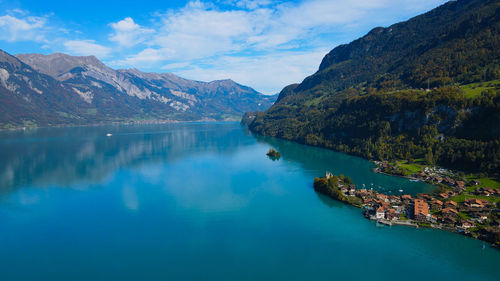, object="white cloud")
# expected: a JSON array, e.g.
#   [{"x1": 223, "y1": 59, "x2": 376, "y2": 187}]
[
  {"x1": 64, "y1": 40, "x2": 112, "y2": 58},
  {"x1": 107, "y1": 0, "x2": 446, "y2": 92},
  {"x1": 111, "y1": 47, "x2": 175, "y2": 67},
  {"x1": 116, "y1": 0, "x2": 447, "y2": 65},
  {"x1": 0, "y1": 14, "x2": 47, "y2": 42},
  {"x1": 109, "y1": 17, "x2": 154, "y2": 47},
  {"x1": 151, "y1": 3, "x2": 256, "y2": 60},
  {"x1": 170, "y1": 49, "x2": 328, "y2": 94},
  {"x1": 224, "y1": 0, "x2": 273, "y2": 10}
]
